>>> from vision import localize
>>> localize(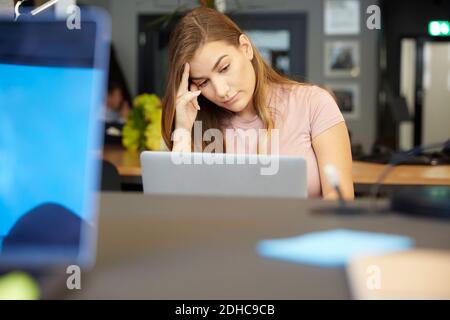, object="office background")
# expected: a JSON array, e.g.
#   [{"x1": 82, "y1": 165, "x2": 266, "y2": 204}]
[
  {"x1": 1, "y1": 0, "x2": 450, "y2": 301},
  {"x1": 82, "y1": 0, "x2": 379, "y2": 154},
  {"x1": 81, "y1": 0, "x2": 449, "y2": 157}
]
